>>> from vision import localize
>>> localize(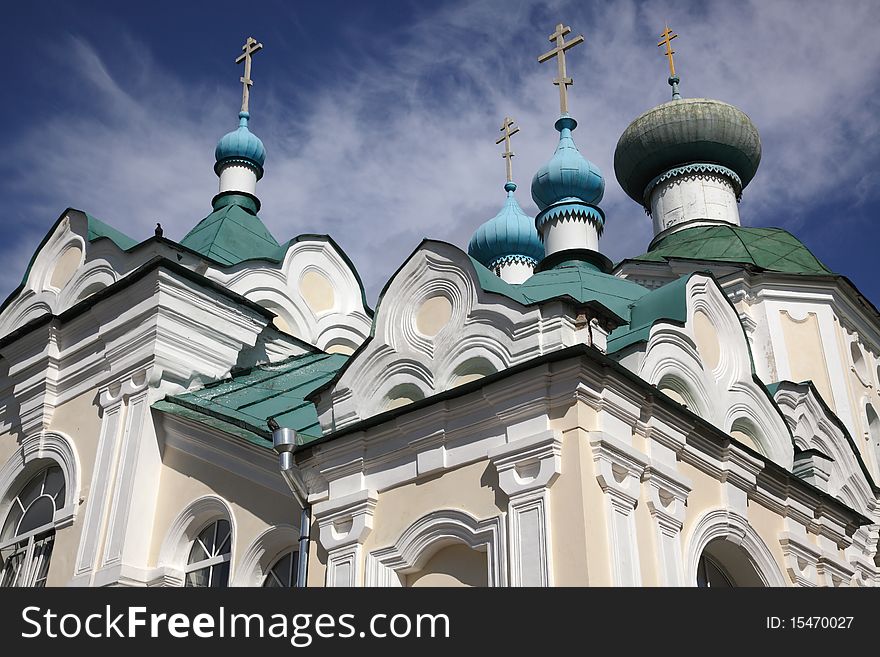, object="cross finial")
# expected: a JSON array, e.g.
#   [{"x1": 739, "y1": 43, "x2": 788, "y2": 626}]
[
  {"x1": 236, "y1": 36, "x2": 264, "y2": 113},
  {"x1": 658, "y1": 24, "x2": 681, "y2": 99},
  {"x1": 538, "y1": 22, "x2": 585, "y2": 116},
  {"x1": 496, "y1": 117, "x2": 520, "y2": 184}
]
